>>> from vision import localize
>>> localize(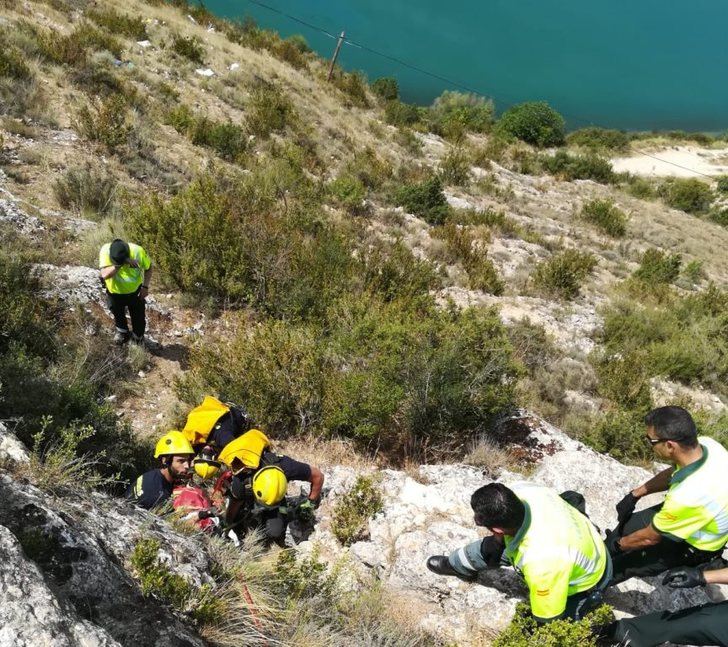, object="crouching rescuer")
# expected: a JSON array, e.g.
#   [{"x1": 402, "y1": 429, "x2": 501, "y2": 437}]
[
  {"x1": 126, "y1": 430, "x2": 195, "y2": 509},
  {"x1": 427, "y1": 482, "x2": 612, "y2": 623},
  {"x1": 217, "y1": 429, "x2": 324, "y2": 546}
]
